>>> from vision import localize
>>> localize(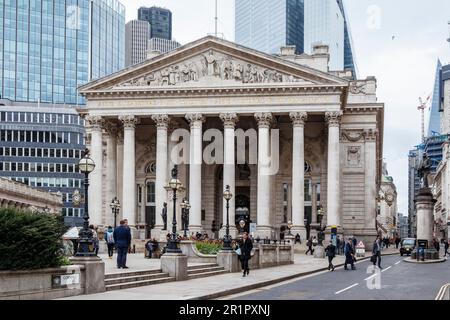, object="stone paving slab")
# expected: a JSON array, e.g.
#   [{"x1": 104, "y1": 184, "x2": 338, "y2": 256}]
[{"x1": 63, "y1": 248, "x2": 398, "y2": 300}]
